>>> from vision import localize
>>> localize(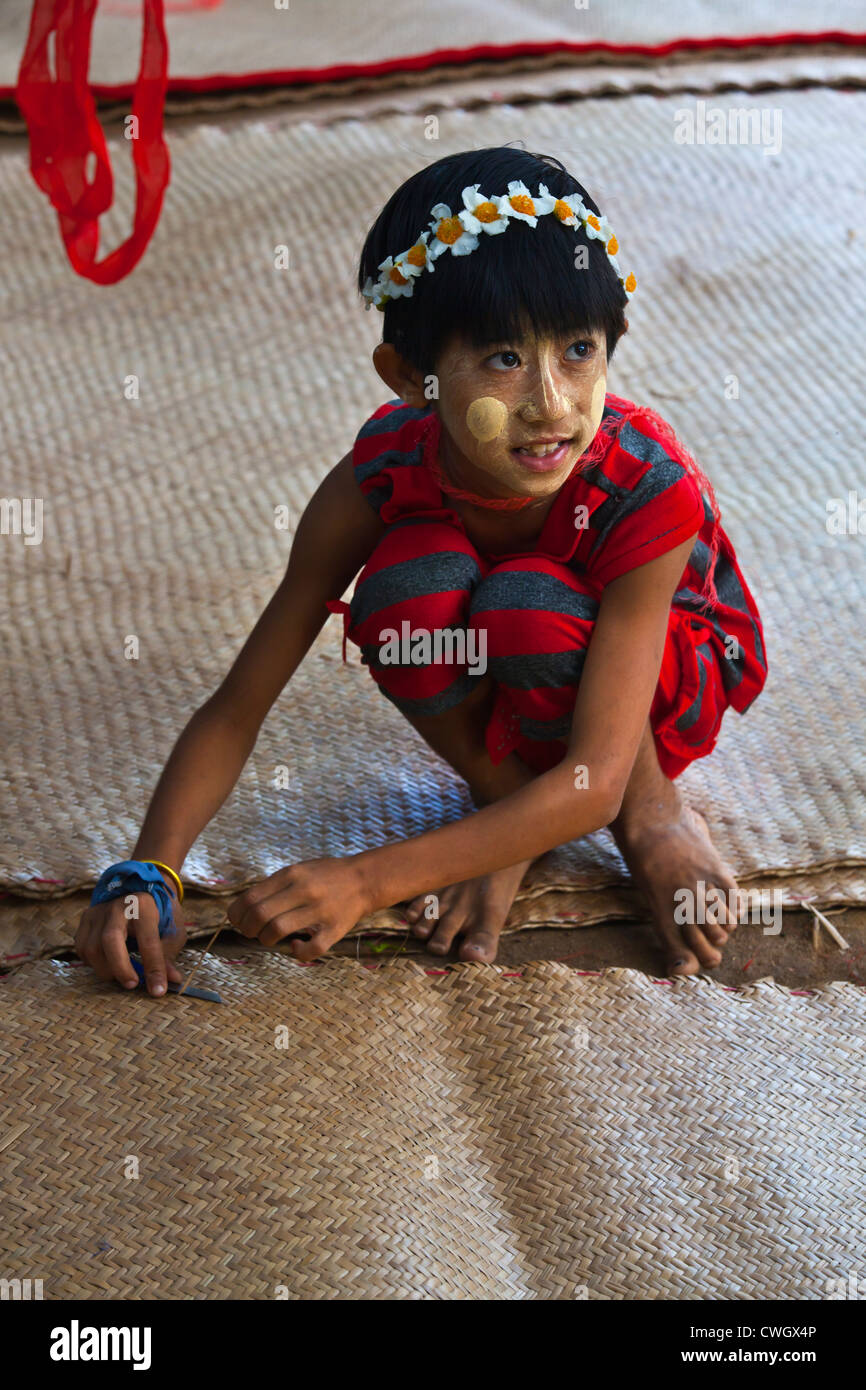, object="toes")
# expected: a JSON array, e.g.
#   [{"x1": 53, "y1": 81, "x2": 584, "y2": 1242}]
[
  {"x1": 722, "y1": 881, "x2": 745, "y2": 928},
  {"x1": 702, "y1": 884, "x2": 739, "y2": 941},
  {"x1": 406, "y1": 894, "x2": 441, "y2": 938},
  {"x1": 427, "y1": 910, "x2": 467, "y2": 955},
  {"x1": 404, "y1": 895, "x2": 428, "y2": 930},
  {"x1": 653, "y1": 920, "x2": 702, "y2": 976},
  {"x1": 683, "y1": 923, "x2": 723, "y2": 969},
  {"x1": 669, "y1": 952, "x2": 702, "y2": 977},
  {"x1": 458, "y1": 927, "x2": 502, "y2": 963},
  {"x1": 700, "y1": 911, "x2": 730, "y2": 948}
]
